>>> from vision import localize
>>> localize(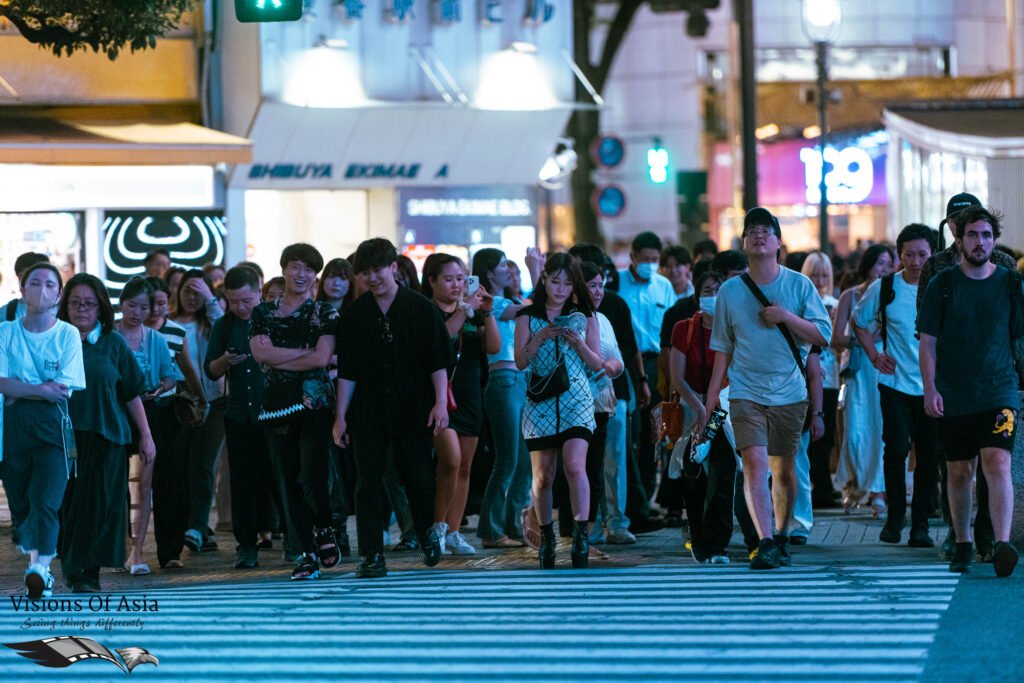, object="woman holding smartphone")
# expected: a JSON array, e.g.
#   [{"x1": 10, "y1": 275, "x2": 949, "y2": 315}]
[
  {"x1": 514, "y1": 253, "x2": 604, "y2": 568},
  {"x1": 422, "y1": 253, "x2": 499, "y2": 555}
]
